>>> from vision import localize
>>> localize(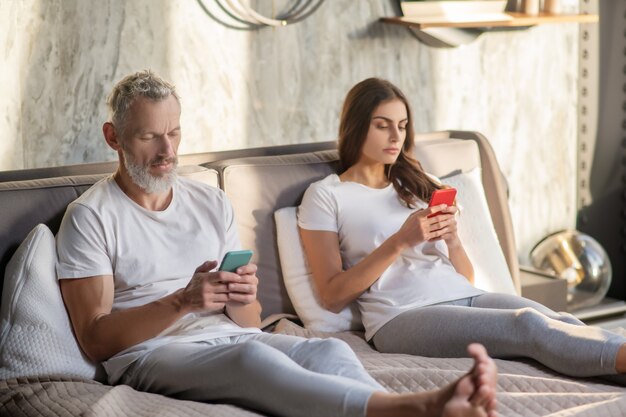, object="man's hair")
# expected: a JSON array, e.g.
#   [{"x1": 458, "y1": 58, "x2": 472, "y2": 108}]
[{"x1": 106, "y1": 70, "x2": 180, "y2": 135}]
